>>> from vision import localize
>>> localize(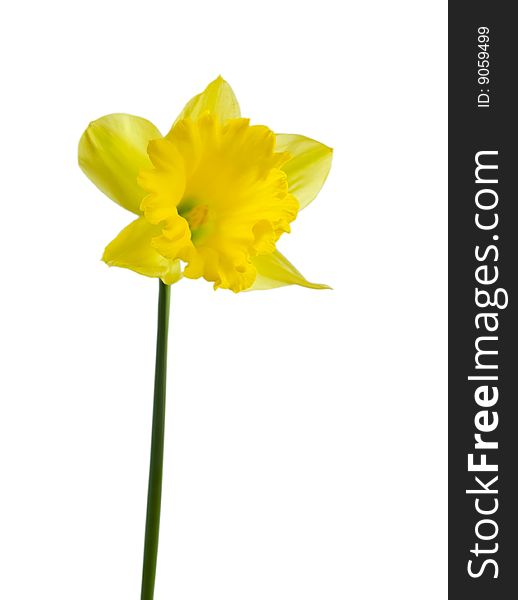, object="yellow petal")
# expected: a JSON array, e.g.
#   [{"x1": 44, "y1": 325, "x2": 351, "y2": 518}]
[
  {"x1": 102, "y1": 216, "x2": 182, "y2": 284},
  {"x1": 138, "y1": 138, "x2": 186, "y2": 224},
  {"x1": 275, "y1": 134, "x2": 333, "y2": 210},
  {"x1": 78, "y1": 114, "x2": 162, "y2": 214},
  {"x1": 174, "y1": 76, "x2": 241, "y2": 124},
  {"x1": 250, "y1": 250, "x2": 330, "y2": 290}
]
